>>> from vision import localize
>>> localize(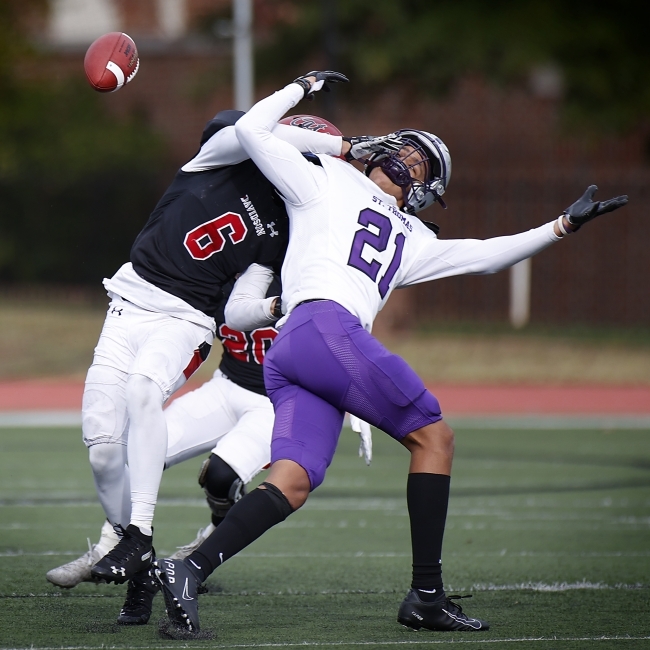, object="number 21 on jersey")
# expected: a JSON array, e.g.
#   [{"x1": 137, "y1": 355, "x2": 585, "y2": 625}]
[{"x1": 347, "y1": 208, "x2": 405, "y2": 298}]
